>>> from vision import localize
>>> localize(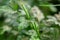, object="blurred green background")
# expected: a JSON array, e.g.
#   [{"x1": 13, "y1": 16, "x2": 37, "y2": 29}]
[{"x1": 0, "y1": 0, "x2": 60, "y2": 40}]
